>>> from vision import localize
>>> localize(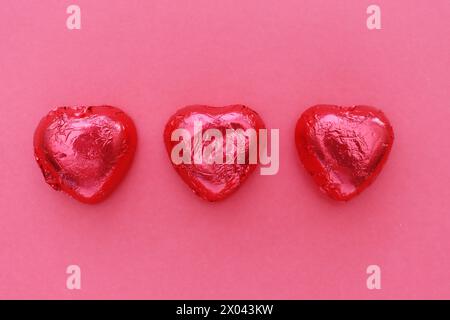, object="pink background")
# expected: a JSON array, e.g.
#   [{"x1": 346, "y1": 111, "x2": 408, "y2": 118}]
[{"x1": 0, "y1": 0, "x2": 449, "y2": 299}]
